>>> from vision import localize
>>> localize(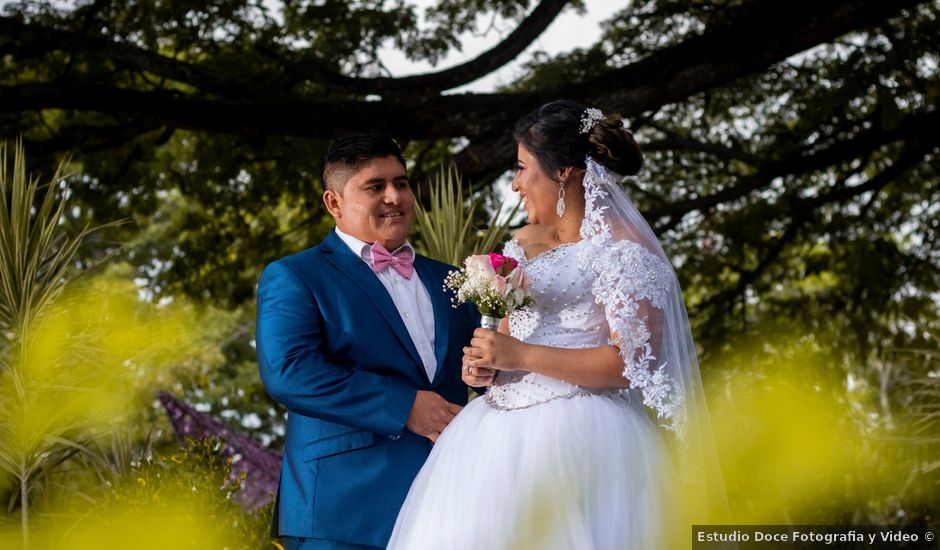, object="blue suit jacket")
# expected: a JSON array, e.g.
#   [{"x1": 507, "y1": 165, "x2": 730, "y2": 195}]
[{"x1": 256, "y1": 229, "x2": 478, "y2": 547}]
